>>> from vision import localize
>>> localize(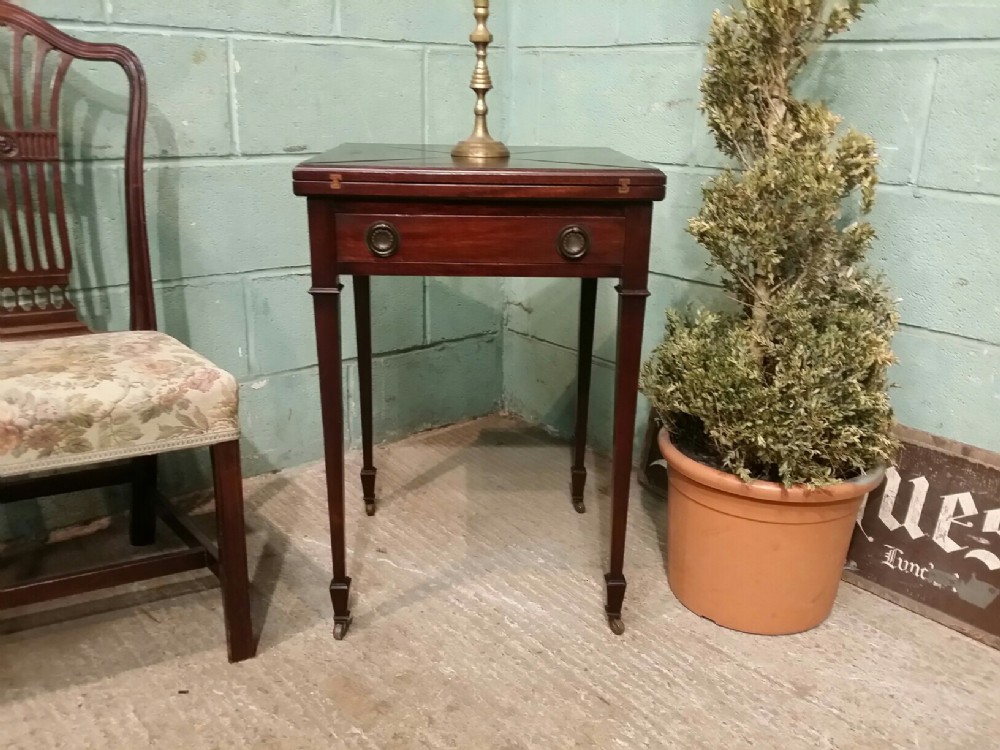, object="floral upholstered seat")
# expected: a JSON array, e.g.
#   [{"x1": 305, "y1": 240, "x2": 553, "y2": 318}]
[{"x1": 0, "y1": 331, "x2": 240, "y2": 478}]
